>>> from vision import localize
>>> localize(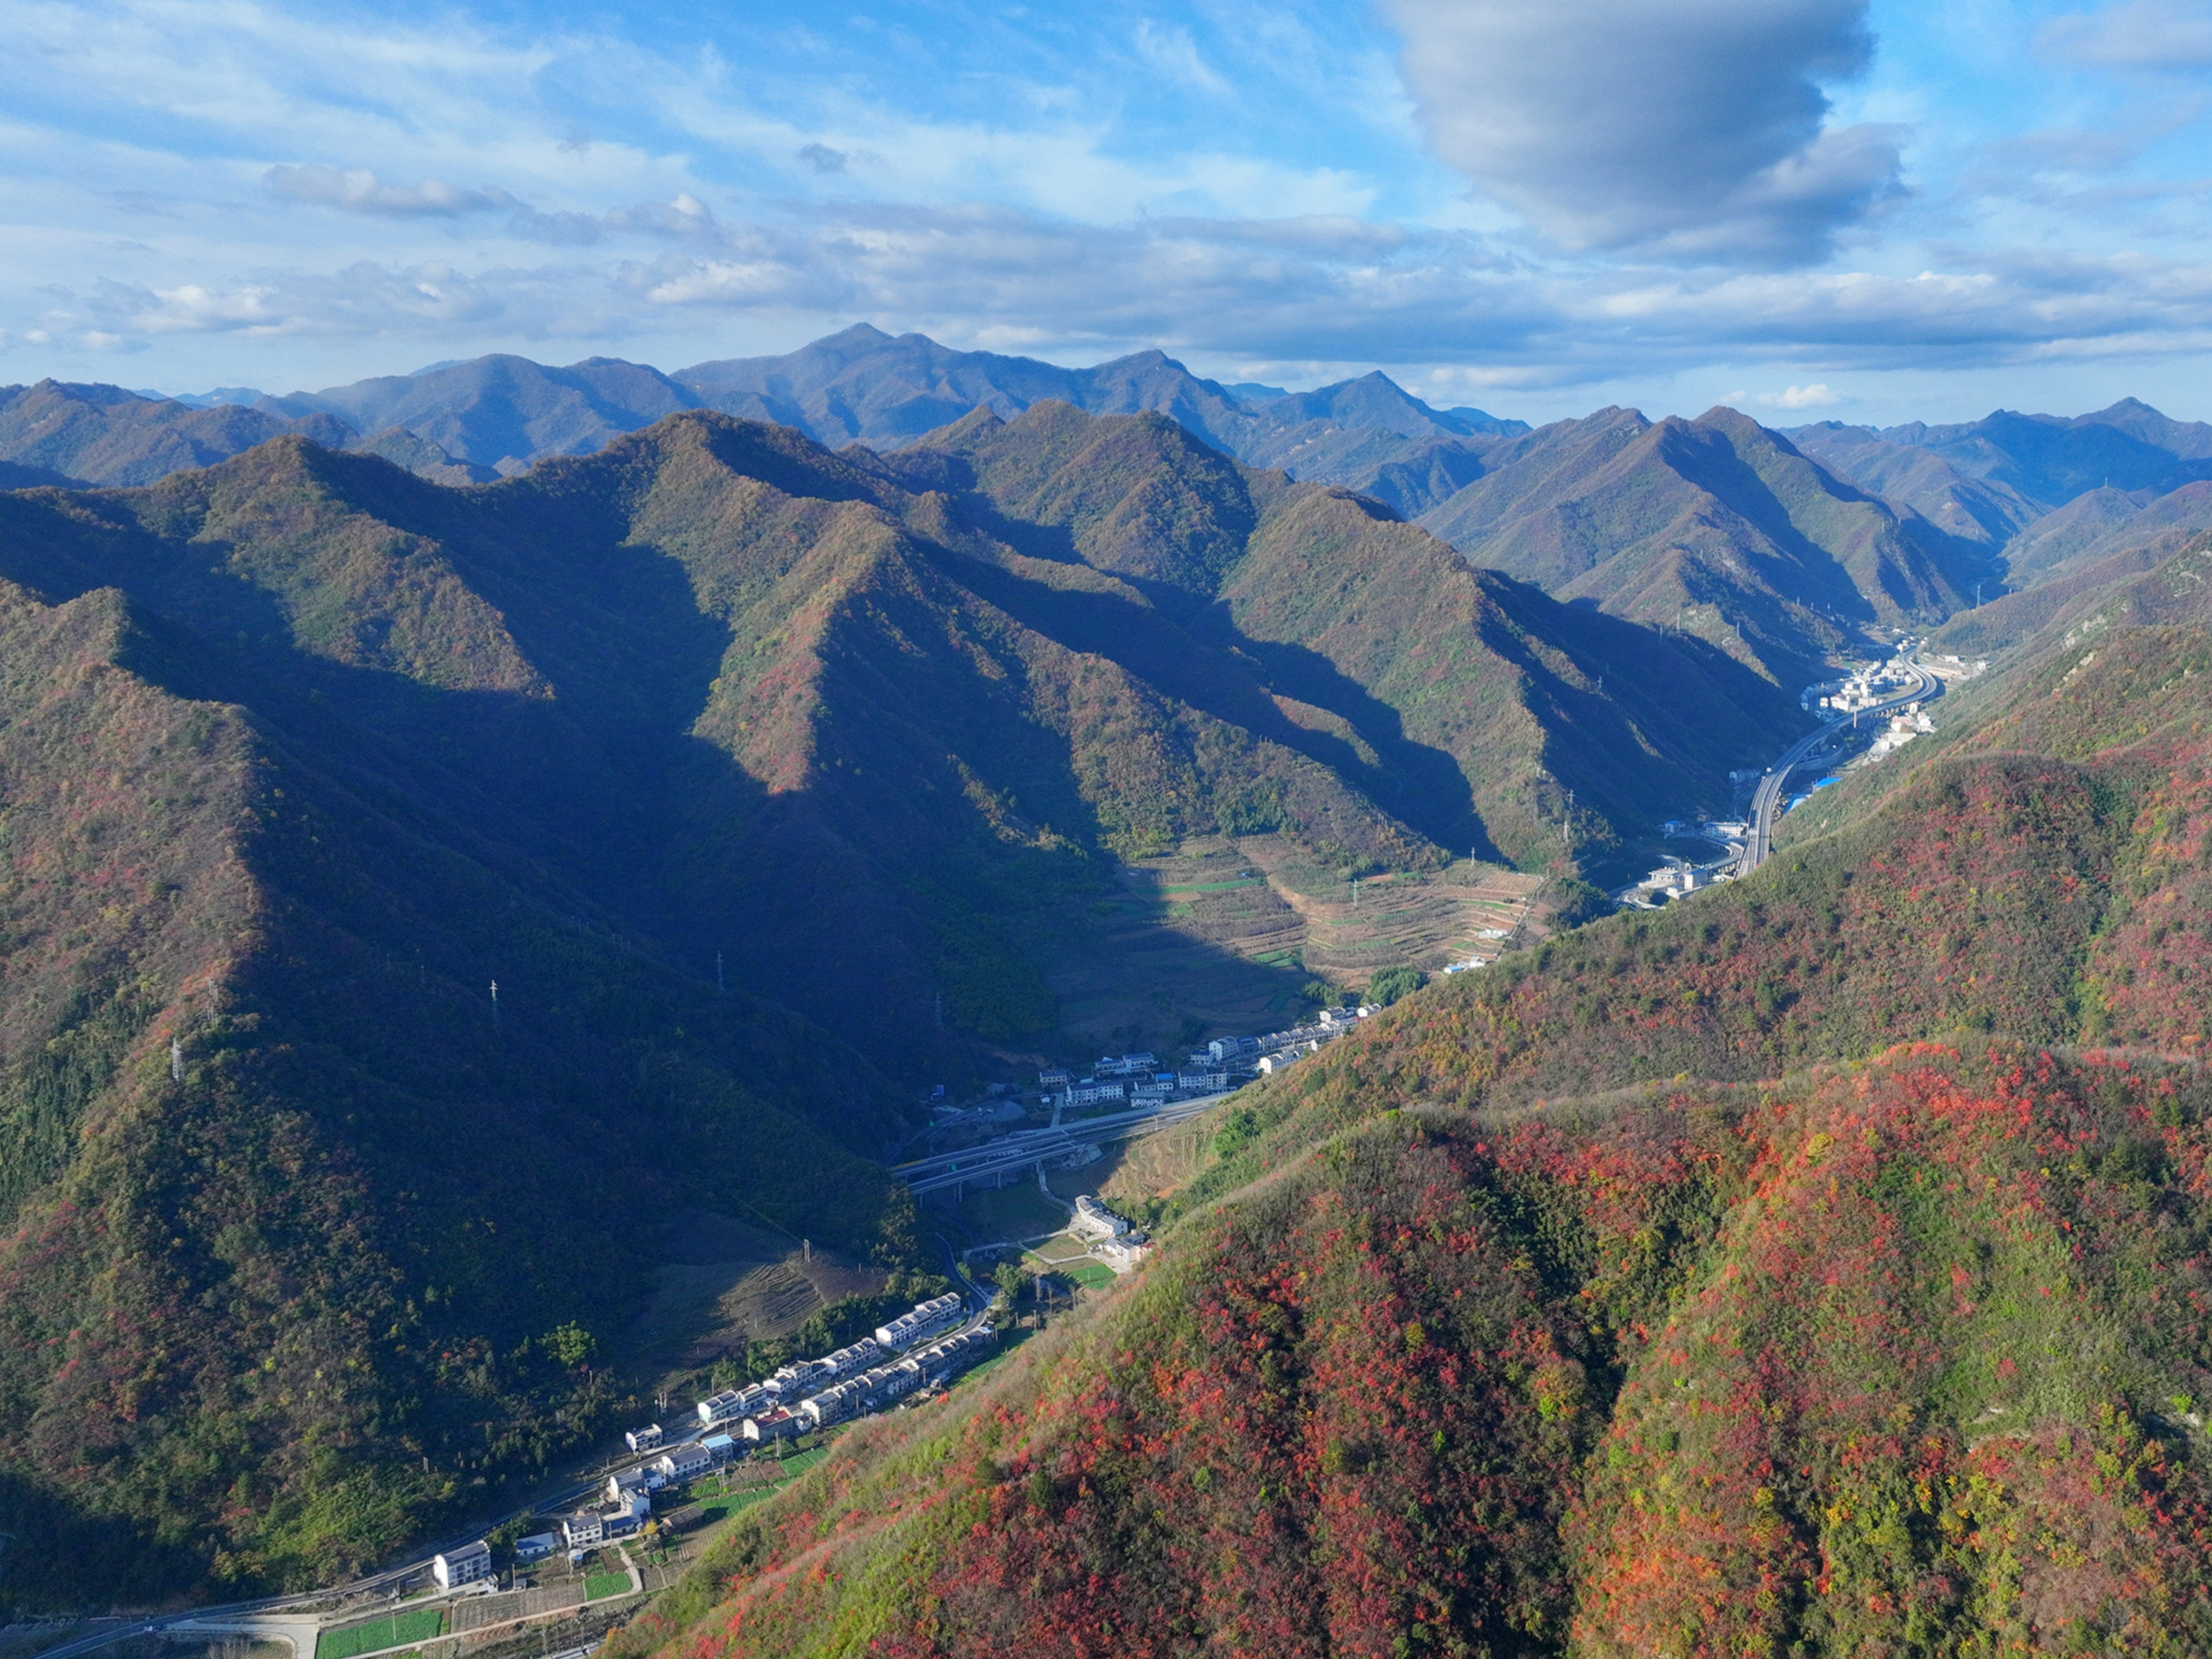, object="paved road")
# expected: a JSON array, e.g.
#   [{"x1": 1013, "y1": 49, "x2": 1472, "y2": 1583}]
[
  {"x1": 900, "y1": 1092, "x2": 1231, "y2": 1195},
  {"x1": 1736, "y1": 662, "x2": 1938, "y2": 876}
]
